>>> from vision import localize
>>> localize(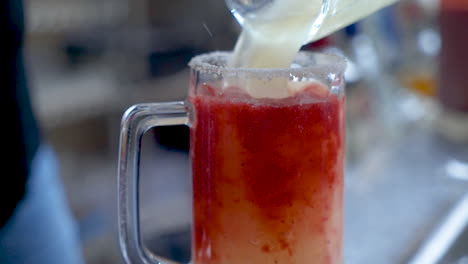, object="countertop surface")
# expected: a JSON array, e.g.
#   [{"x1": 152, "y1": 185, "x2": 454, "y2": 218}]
[{"x1": 344, "y1": 124, "x2": 468, "y2": 263}]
